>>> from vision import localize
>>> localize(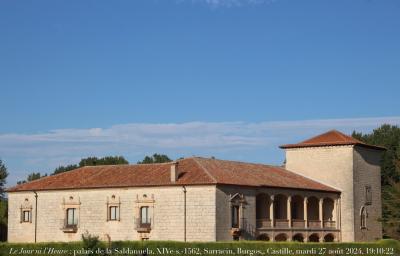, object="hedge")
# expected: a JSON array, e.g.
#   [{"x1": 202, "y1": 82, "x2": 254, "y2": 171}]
[{"x1": 0, "y1": 239, "x2": 399, "y2": 256}]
